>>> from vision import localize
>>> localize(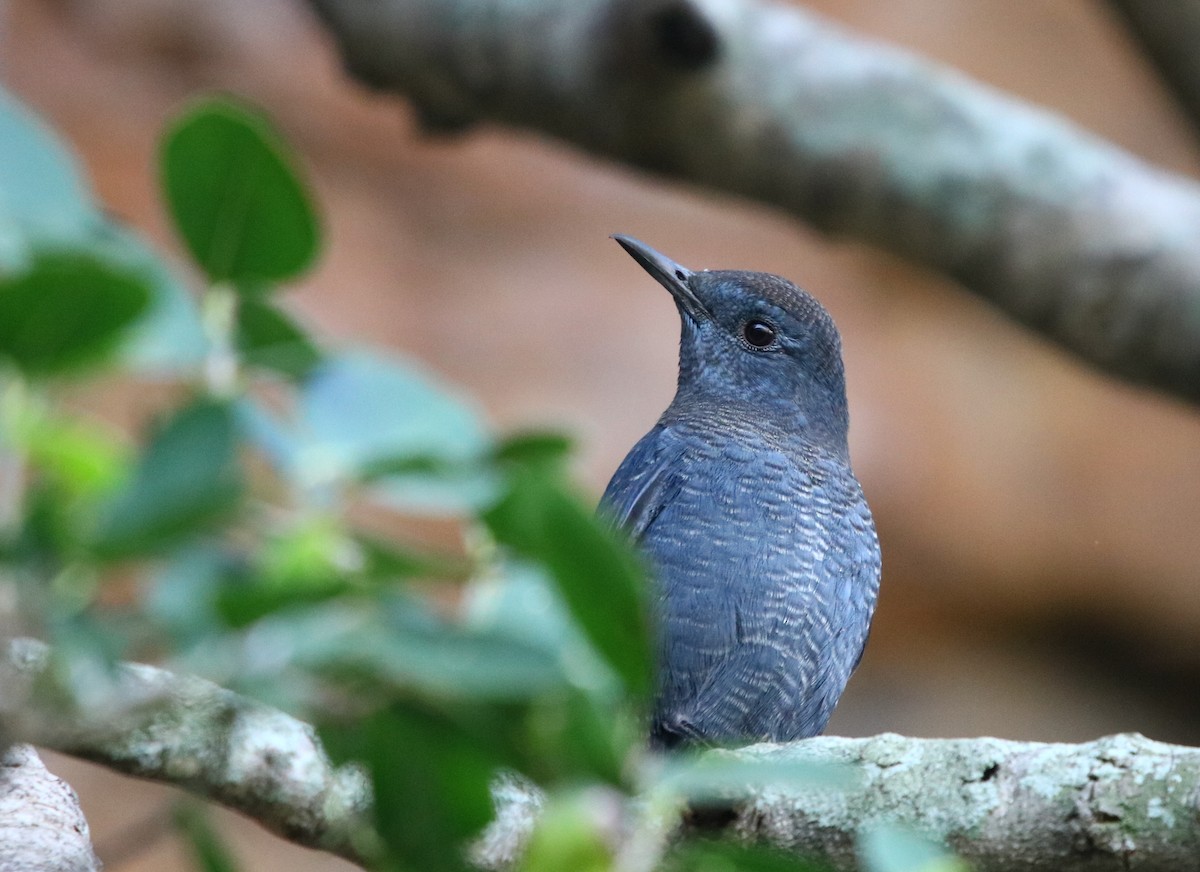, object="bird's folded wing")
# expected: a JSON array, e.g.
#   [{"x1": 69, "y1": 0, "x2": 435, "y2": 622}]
[{"x1": 598, "y1": 424, "x2": 687, "y2": 542}]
